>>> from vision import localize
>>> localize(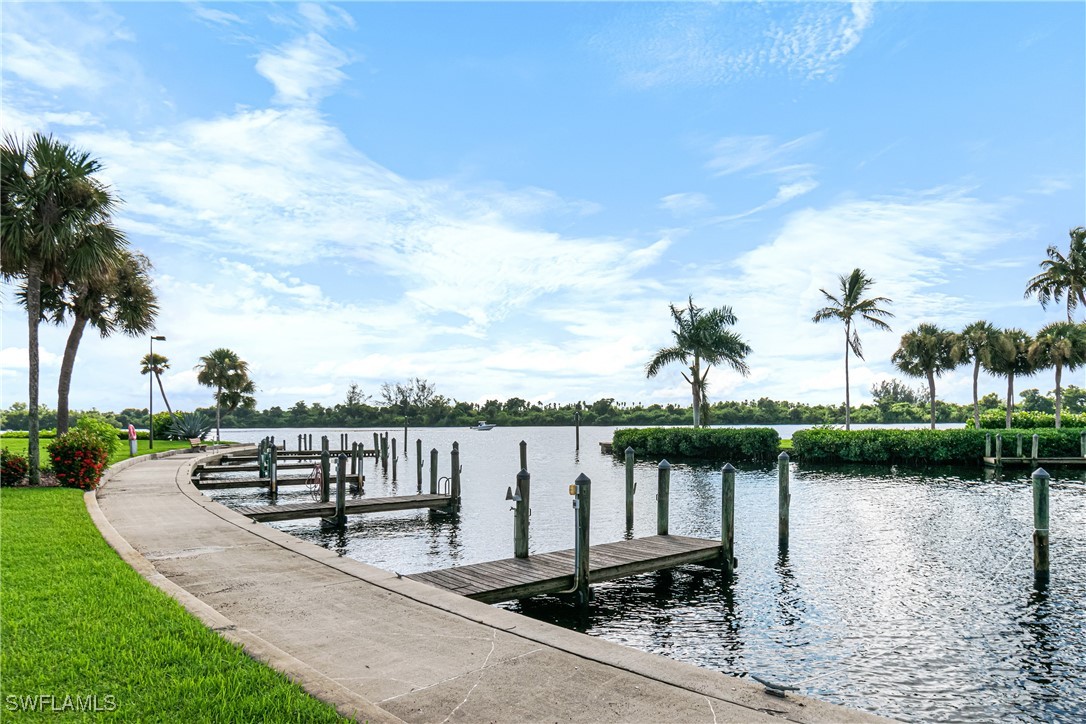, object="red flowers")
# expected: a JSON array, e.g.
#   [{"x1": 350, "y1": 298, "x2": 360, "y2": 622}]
[{"x1": 47, "y1": 430, "x2": 109, "y2": 490}]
